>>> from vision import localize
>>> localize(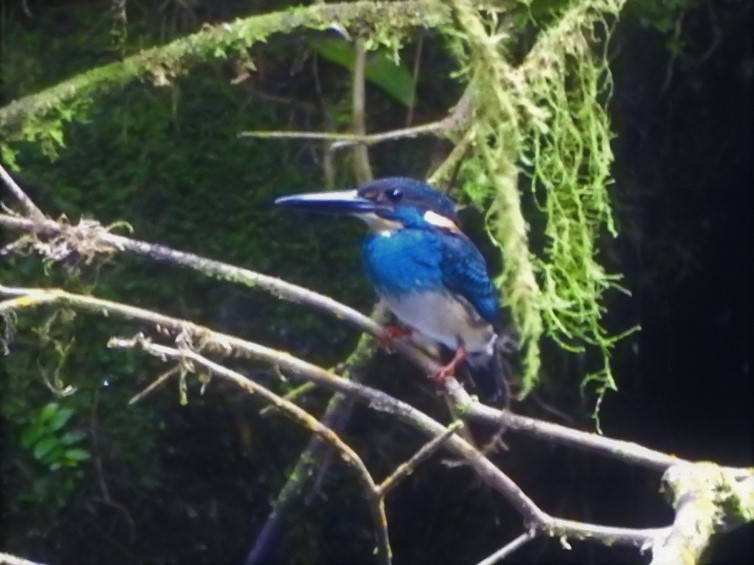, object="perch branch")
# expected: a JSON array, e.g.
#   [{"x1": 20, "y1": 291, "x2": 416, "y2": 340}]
[
  {"x1": 0, "y1": 166, "x2": 701, "y2": 474},
  {"x1": 0, "y1": 286, "x2": 686, "y2": 556}
]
